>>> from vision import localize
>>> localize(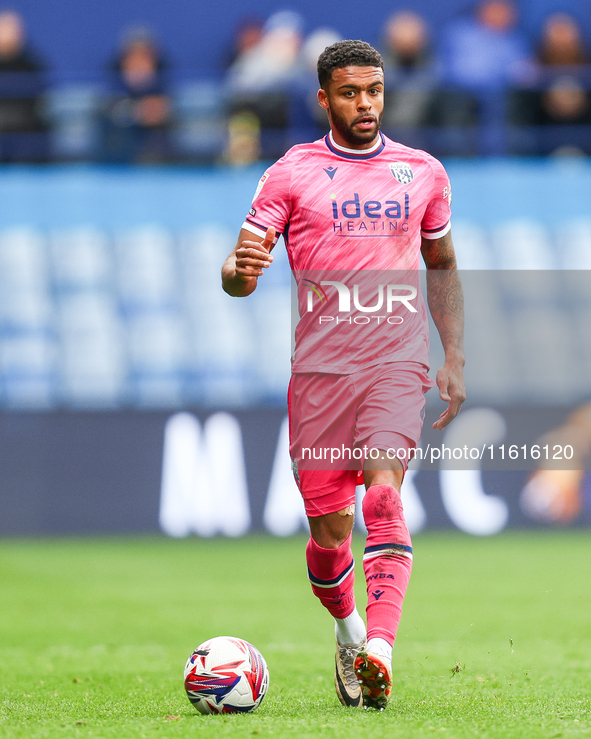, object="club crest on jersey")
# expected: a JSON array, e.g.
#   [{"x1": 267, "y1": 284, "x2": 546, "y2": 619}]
[{"x1": 389, "y1": 162, "x2": 414, "y2": 184}]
